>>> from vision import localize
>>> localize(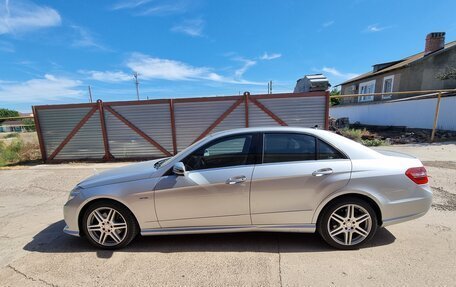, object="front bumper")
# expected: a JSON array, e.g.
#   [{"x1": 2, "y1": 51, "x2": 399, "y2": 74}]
[
  {"x1": 63, "y1": 195, "x2": 84, "y2": 237},
  {"x1": 63, "y1": 225, "x2": 80, "y2": 237}
]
